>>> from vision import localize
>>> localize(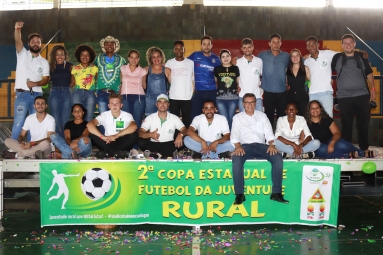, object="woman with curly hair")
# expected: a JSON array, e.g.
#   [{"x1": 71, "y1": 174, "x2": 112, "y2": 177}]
[
  {"x1": 71, "y1": 44, "x2": 98, "y2": 122},
  {"x1": 305, "y1": 100, "x2": 370, "y2": 158},
  {"x1": 48, "y1": 45, "x2": 73, "y2": 137},
  {"x1": 142, "y1": 46, "x2": 171, "y2": 115}
]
